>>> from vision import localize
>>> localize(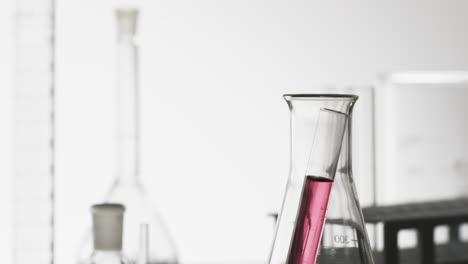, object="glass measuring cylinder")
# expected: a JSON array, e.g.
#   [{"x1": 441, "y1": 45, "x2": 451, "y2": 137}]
[
  {"x1": 13, "y1": 0, "x2": 55, "y2": 263},
  {"x1": 269, "y1": 94, "x2": 375, "y2": 264}
]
